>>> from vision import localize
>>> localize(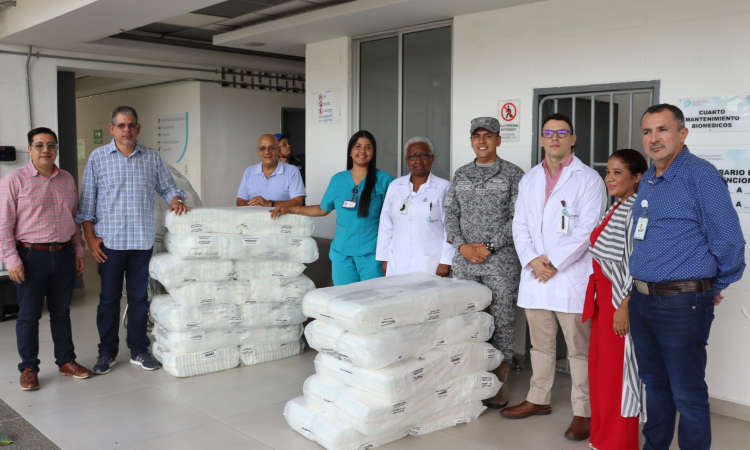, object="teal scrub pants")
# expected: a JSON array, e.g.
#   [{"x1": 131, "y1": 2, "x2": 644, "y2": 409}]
[{"x1": 330, "y1": 249, "x2": 383, "y2": 286}]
